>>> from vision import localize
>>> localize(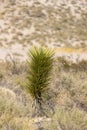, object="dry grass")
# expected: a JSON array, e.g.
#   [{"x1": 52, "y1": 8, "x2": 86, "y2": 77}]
[{"x1": 0, "y1": 56, "x2": 87, "y2": 129}]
